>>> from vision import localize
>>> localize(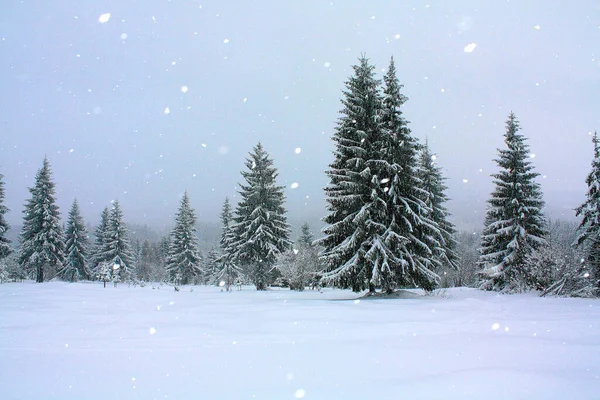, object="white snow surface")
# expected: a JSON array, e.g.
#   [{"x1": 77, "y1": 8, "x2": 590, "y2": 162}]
[{"x1": 0, "y1": 283, "x2": 598, "y2": 399}]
